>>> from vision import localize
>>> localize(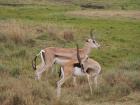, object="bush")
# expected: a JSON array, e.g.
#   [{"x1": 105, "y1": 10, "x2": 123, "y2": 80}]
[
  {"x1": 80, "y1": 3, "x2": 109, "y2": 9},
  {"x1": 63, "y1": 30, "x2": 74, "y2": 42}
]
